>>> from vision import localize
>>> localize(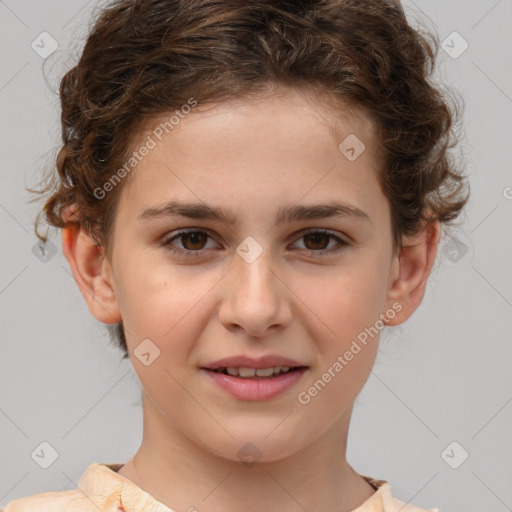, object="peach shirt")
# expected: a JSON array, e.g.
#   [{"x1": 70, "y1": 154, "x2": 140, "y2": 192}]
[{"x1": 3, "y1": 462, "x2": 440, "y2": 512}]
